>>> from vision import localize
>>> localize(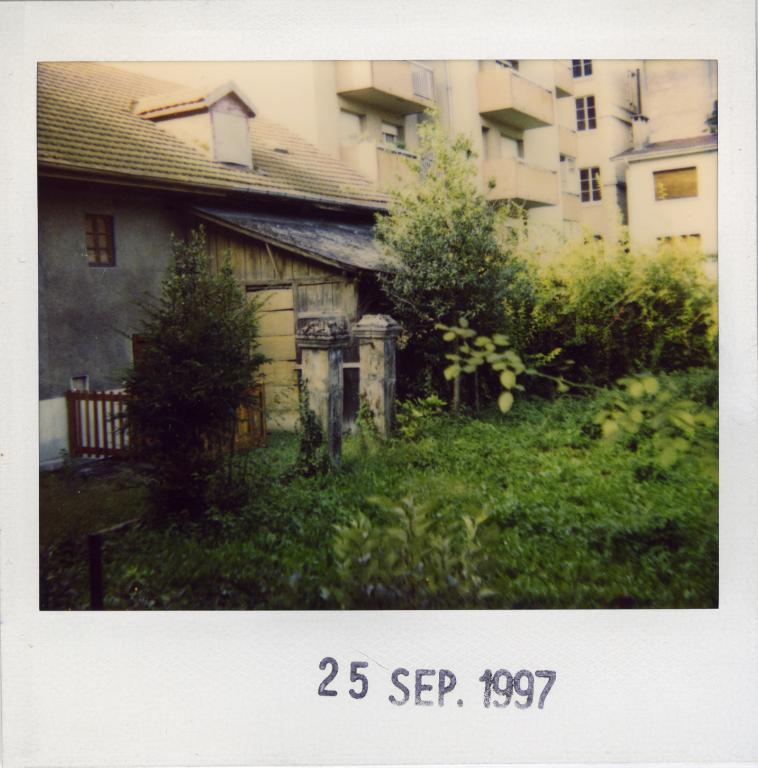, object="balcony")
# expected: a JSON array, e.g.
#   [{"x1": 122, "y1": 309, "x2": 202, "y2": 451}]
[
  {"x1": 553, "y1": 61, "x2": 574, "y2": 98},
  {"x1": 561, "y1": 192, "x2": 580, "y2": 221},
  {"x1": 482, "y1": 157, "x2": 558, "y2": 207},
  {"x1": 477, "y1": 65, "x2": 553, "y2": 130},
  {"x1": 376, "y1": 145, "x2": 416, "y2": 189},
  {"x1": 340, "y1": 141, "x2": 416, "y2": 190},
  {"x1": 558, "y1": 124, "x2": 578, "y2": 157},
  {"x1": 336, "y1": 61, "x2": 435, "y2": 114}
]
